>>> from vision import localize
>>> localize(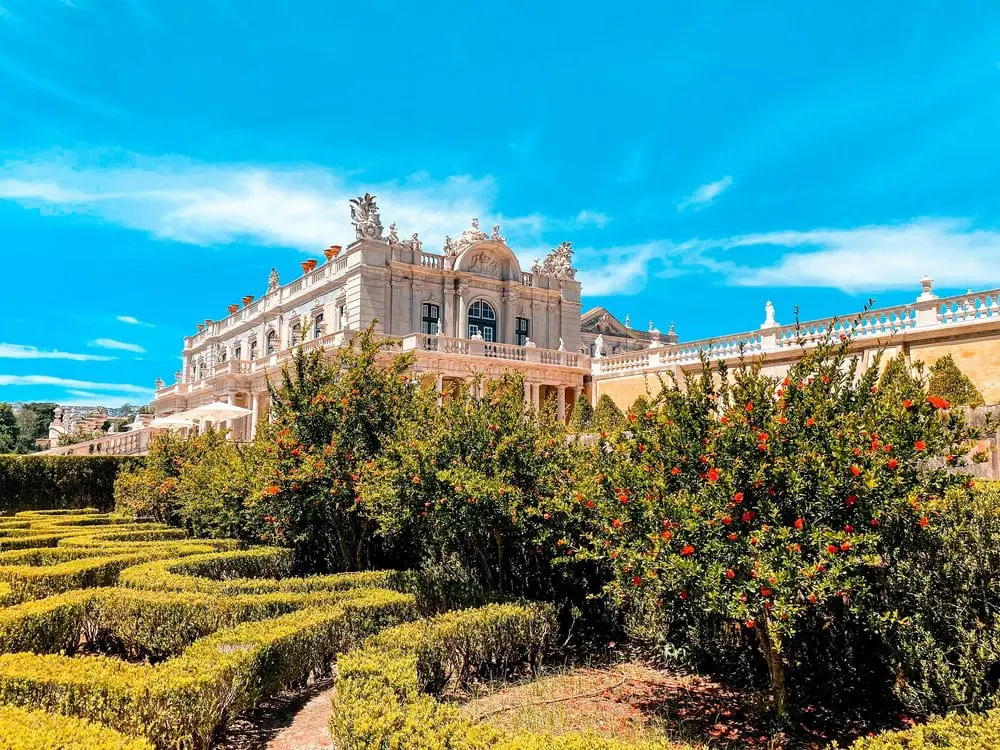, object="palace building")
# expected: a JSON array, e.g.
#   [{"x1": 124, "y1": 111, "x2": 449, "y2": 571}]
[{"x1": 40, "y1": 193, "x2": 1000, "y2": 456}]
